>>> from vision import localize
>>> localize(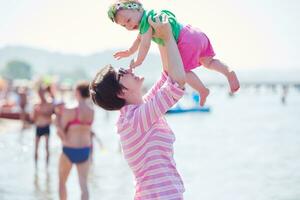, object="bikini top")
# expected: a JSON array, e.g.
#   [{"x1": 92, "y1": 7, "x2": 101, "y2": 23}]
[{"x1": 64, "y1": 107, "x2": 93, "y2": 132}]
